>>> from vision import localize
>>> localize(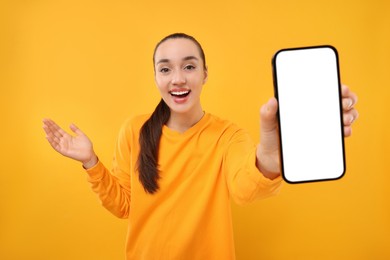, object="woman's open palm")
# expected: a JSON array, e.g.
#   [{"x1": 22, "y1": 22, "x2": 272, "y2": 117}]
[{"x1": 43, "y1": 119, "x2": 96, "y2": 165}]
